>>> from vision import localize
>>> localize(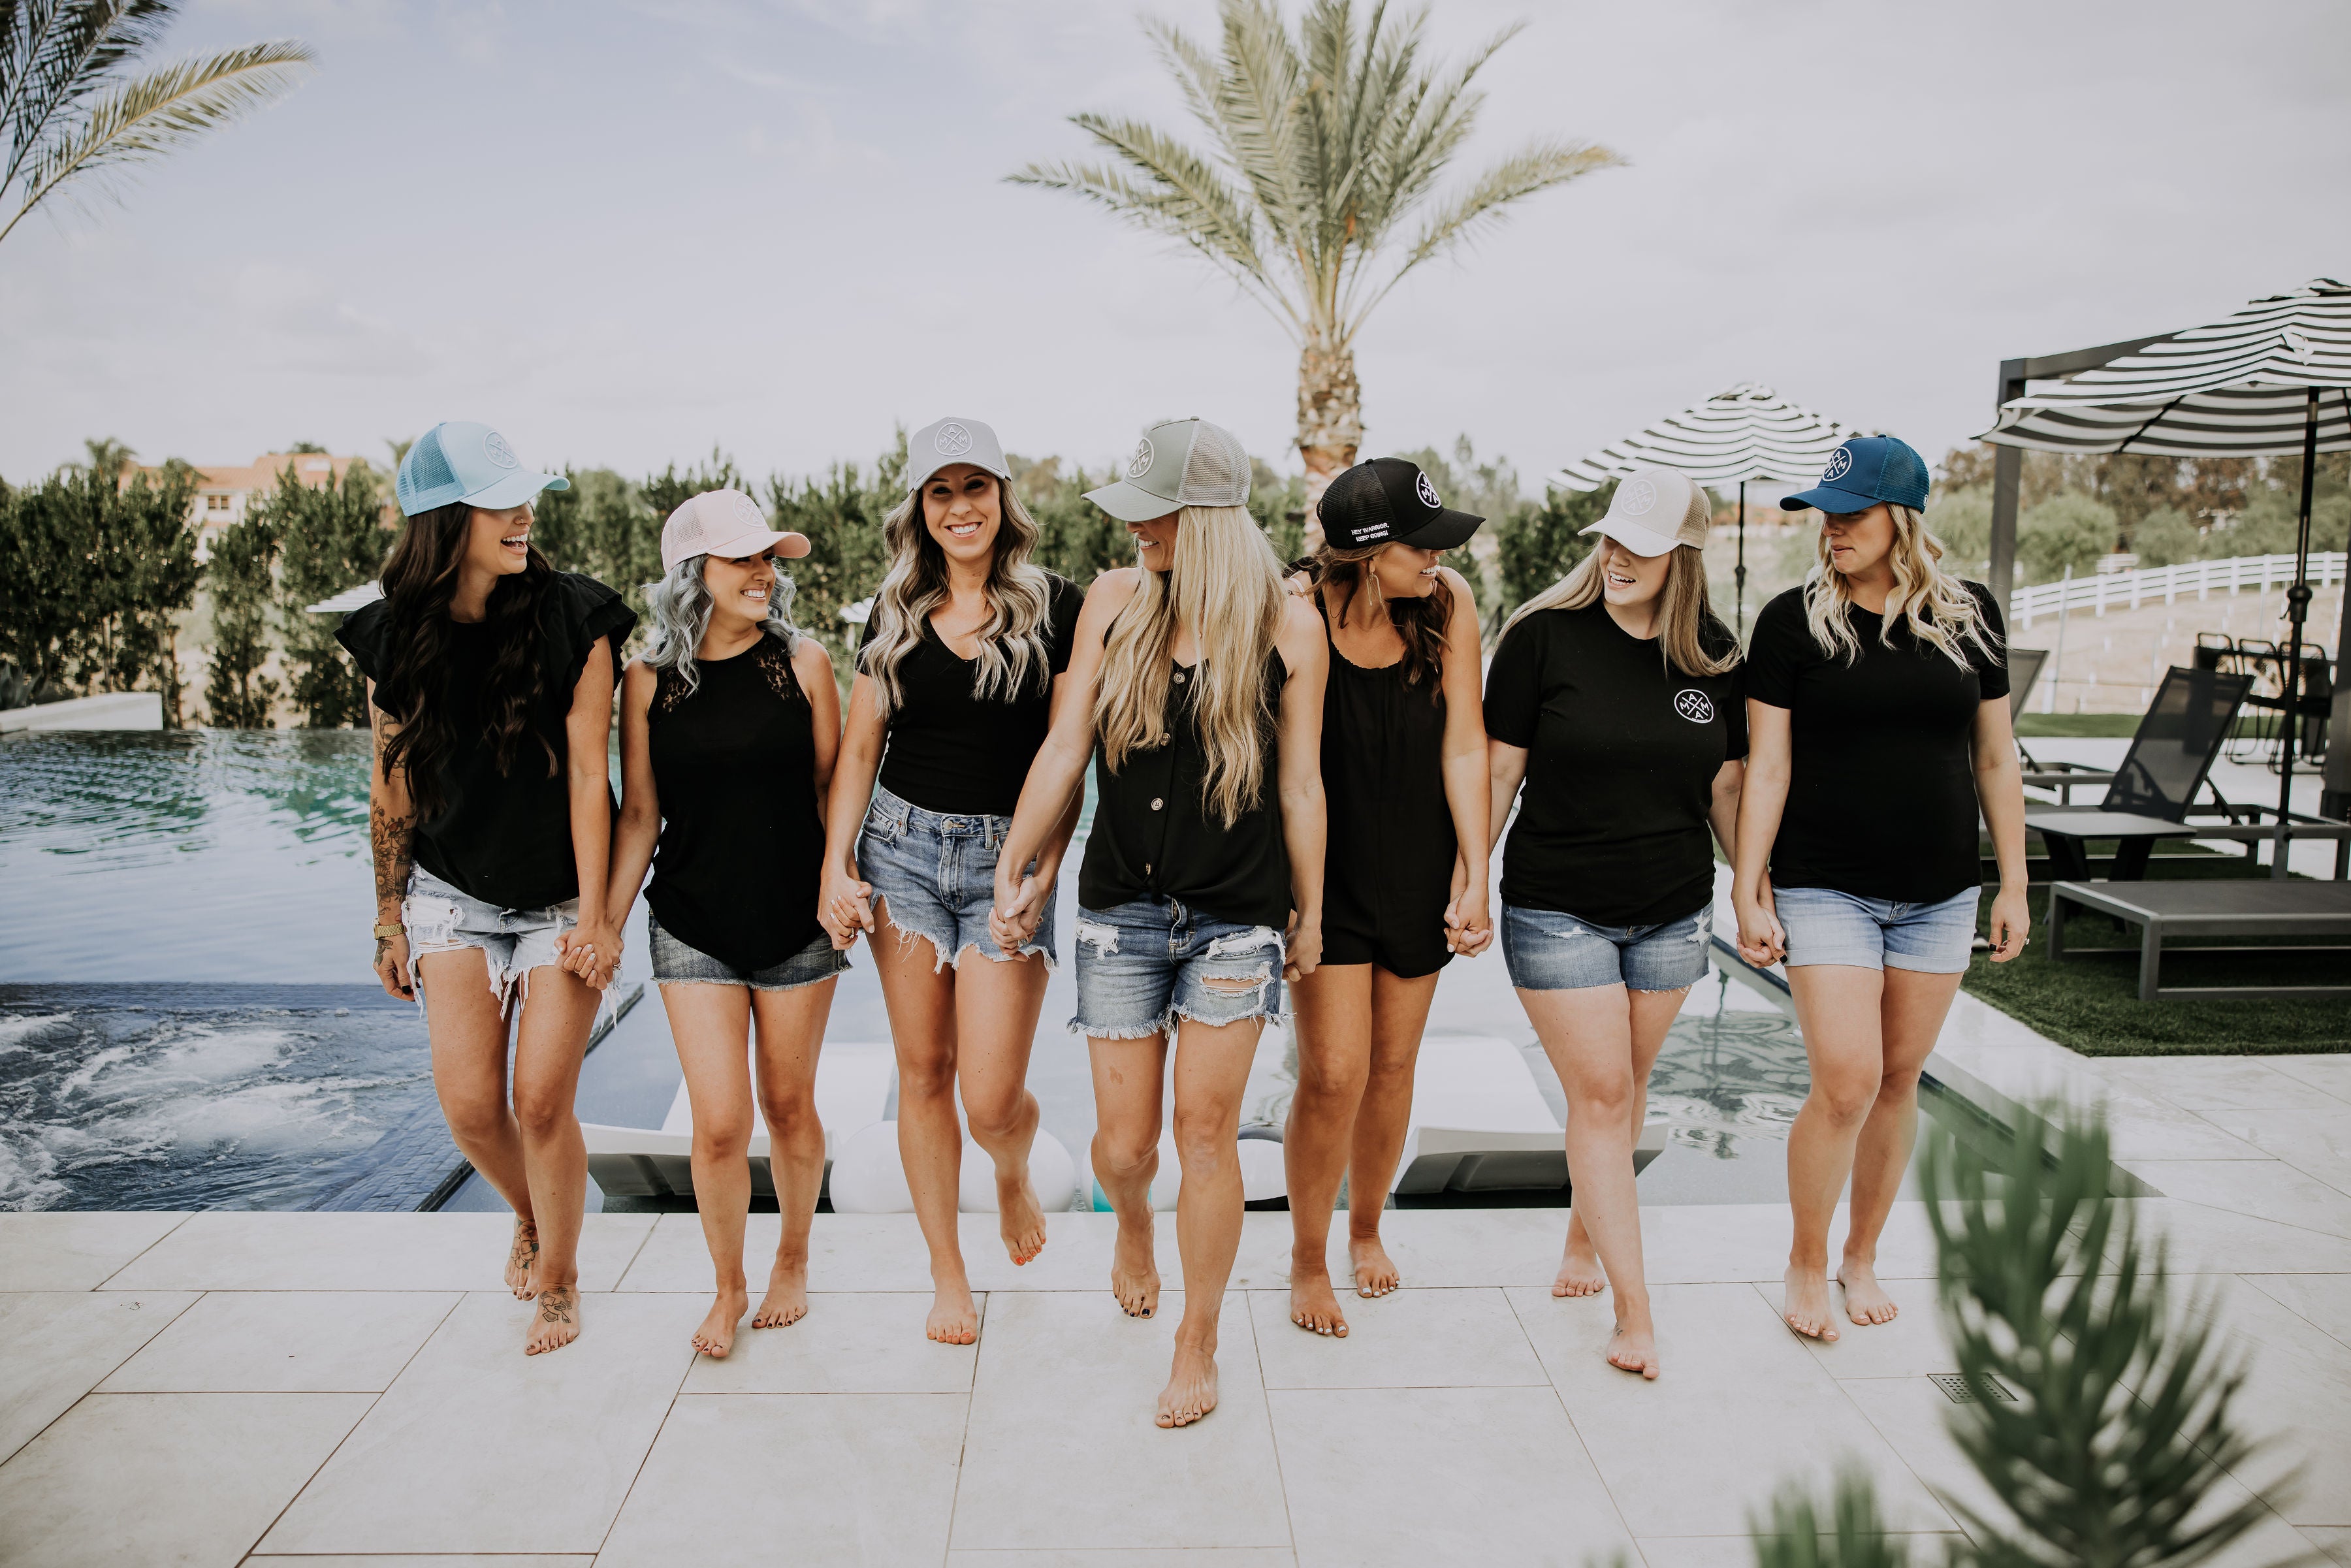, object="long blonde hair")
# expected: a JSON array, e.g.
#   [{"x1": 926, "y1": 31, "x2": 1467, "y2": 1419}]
[
  {"x1": 1095, "y1": 505, "x2": 1285, "y2": 827},
  {"x1": 859, "y1": 475, "x2": 1055, "y2": 714},
  {"x1": 1804, "y1": 504, "x2": 1996, "y2": 669},
  {"x1": 1503, "y1": 545, "x2": 1736, "y2": 677}
]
